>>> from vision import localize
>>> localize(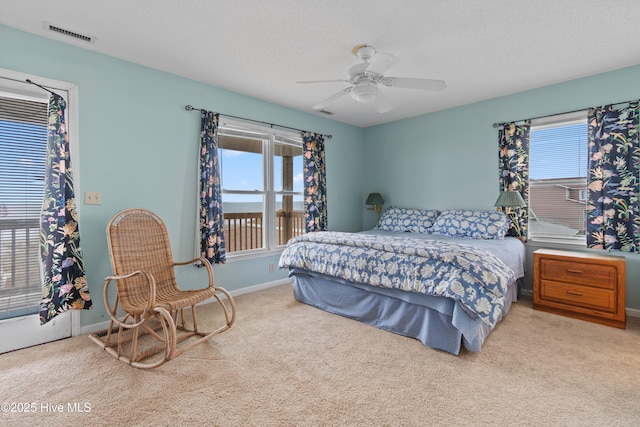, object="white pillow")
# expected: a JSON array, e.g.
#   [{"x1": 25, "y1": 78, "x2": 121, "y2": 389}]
[{"x1": 430, "y1": 209, "x2": 511, "y2": 239}]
